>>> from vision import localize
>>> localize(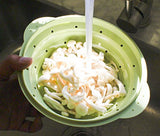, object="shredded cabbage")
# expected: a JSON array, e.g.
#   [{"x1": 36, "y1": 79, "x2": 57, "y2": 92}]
[{"x1": 38, "y1": 40, "x2": 126, "y2": 118}]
